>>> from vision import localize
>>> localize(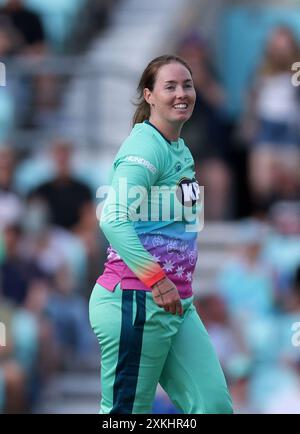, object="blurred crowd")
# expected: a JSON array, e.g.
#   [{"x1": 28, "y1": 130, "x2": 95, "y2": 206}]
[
  {"x1": 174, "y1": 24, "x2": 300, "y2": 414},
  {"x1": 196, "y1": 212, "x2": 300, "y2": 414},
  {"x1": 0, "y1": 0, "x2": 118, "y2": 136},
  {"x1": 0, "y1": 140, "x2": 106, "y2": 413},
  {"x1": 0, "y1": 0, "x2": 300, "y2": 414},
  {"x1": 177, "y1": 26, "x2": 300, "y2": 221}
]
